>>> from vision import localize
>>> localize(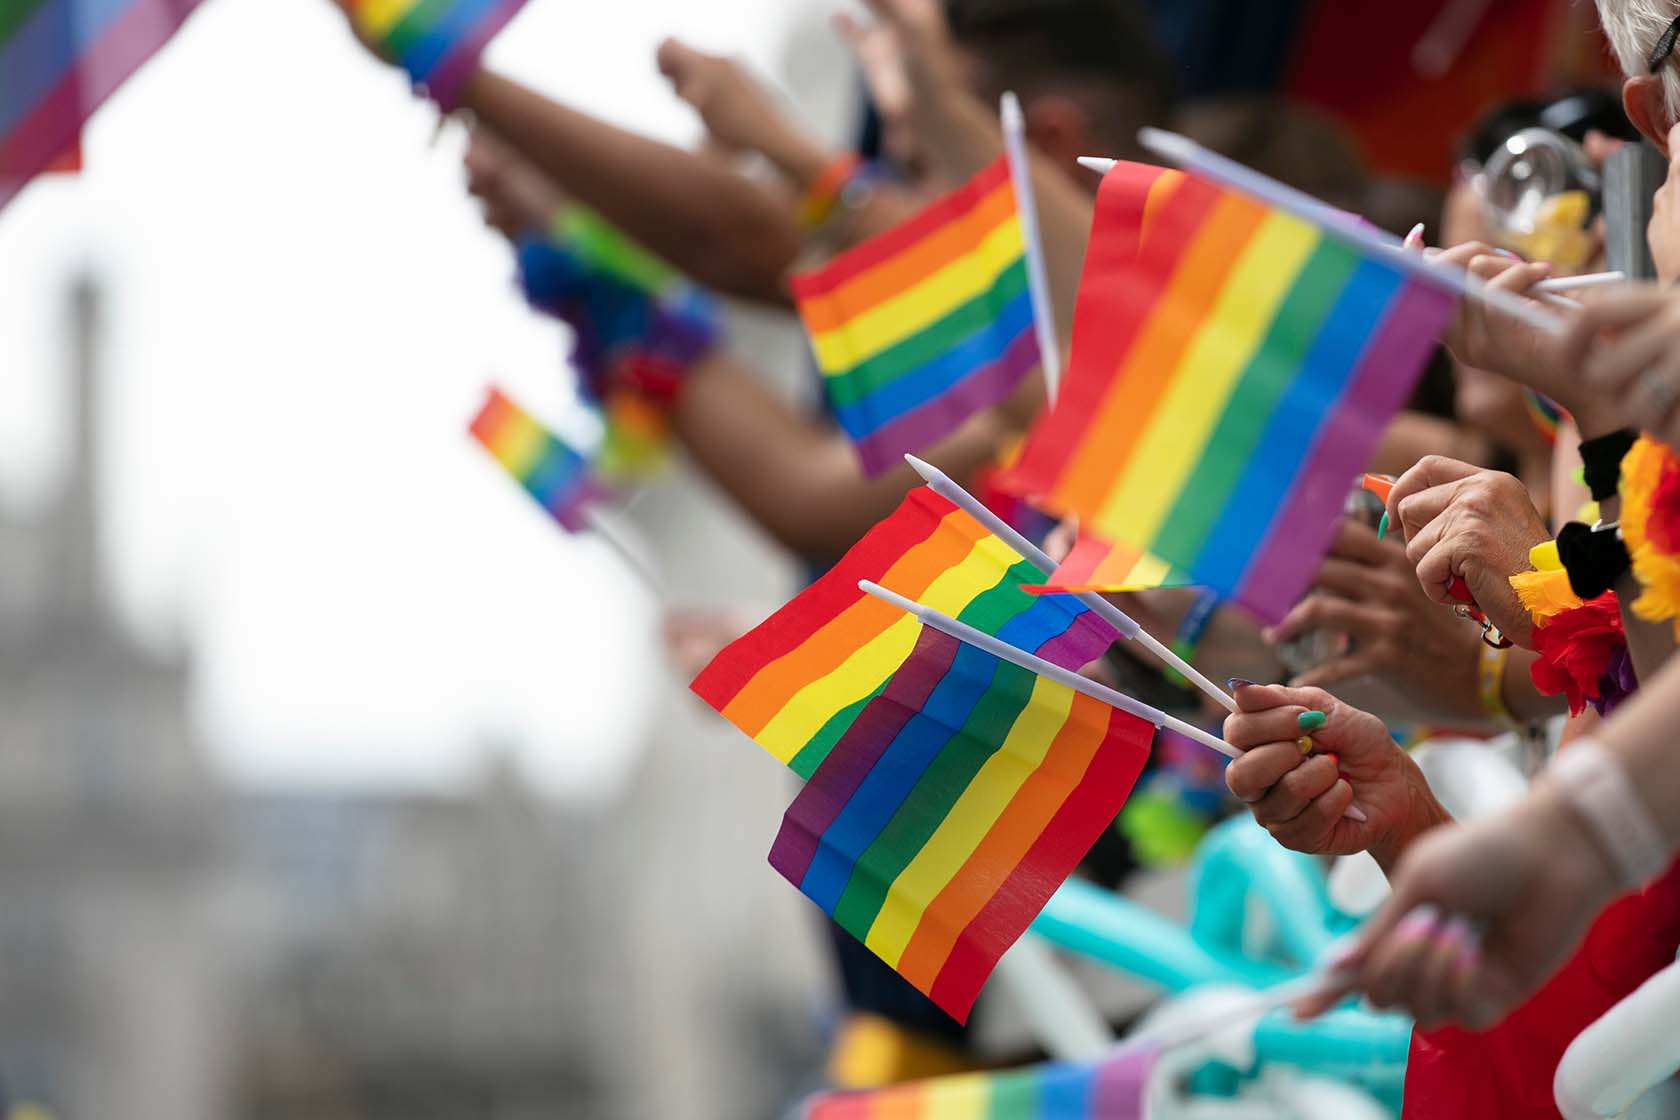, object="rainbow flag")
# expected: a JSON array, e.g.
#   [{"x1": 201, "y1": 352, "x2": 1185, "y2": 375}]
[
  {"x1": 791, "y1": 157, "x2": 1041, "y2": 476},
  {"x1": 770, "y1": 624, "x2": 1152, "y2": 1021},
  {"x1": 469, "y1": 386, "x2": 600, "y2": 532},
  {"x1": 1030, "y1": 531, "x2": 1191, "y2": 595},
  {"x1": 0, "y1": 0, "x2": 210, "y2": 211},
  {"x1": 347, "y1": 0, "x2": 530, "y2": 107},
  {"x1": 1007, "y1": 161, "x2": 1454, "y2": 622},
  {"x1": 690, "y1": 488, "x2": 1120, "y2": 779},
  {"x1": 804, "y1": 1047, "x2": 1157, "y2": 1118}
]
